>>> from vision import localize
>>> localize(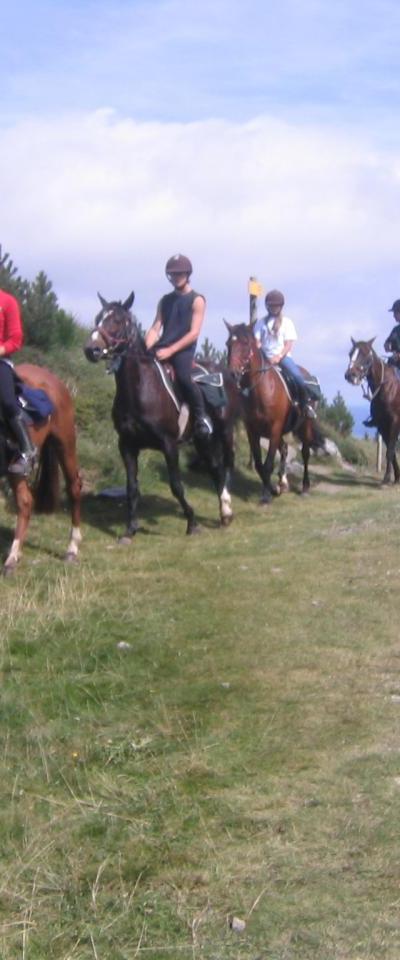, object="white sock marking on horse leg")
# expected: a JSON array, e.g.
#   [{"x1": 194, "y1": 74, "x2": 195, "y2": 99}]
[
  {"x1": 5, "y1": 538, "x2": 21, "y2": 568},
  {"x1": 220, "y1": 486, "x2": 233, "y2": 519},
  {"x1": 66, "y1": 526, "x2": 82, "y2": 557}
]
